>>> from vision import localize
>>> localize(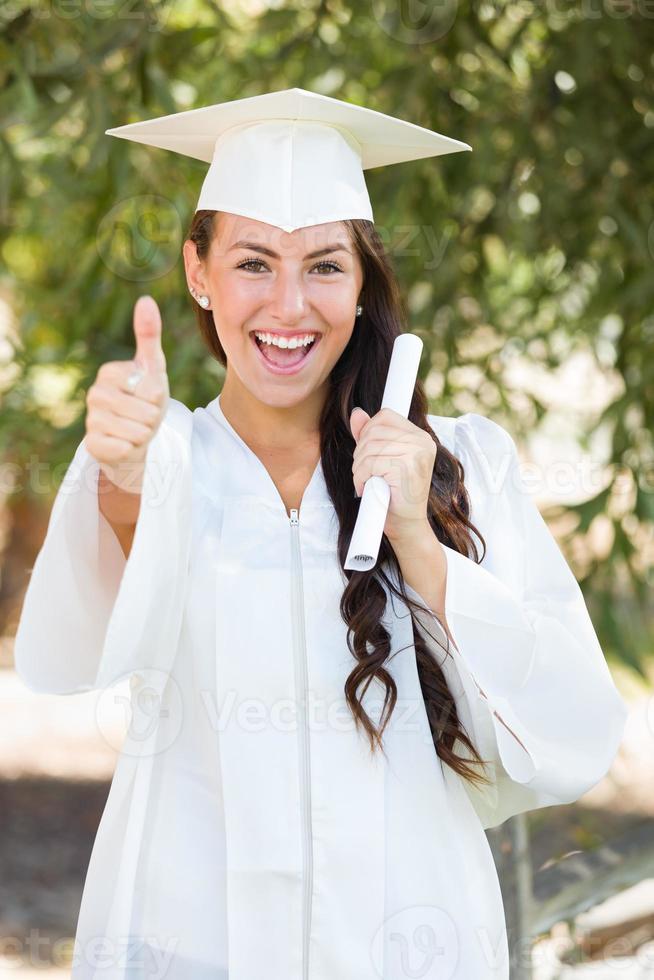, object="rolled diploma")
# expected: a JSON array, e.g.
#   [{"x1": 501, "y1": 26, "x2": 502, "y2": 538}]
[{"x1": 344, "y1": 333, "x2": 424, "y2": 571}]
